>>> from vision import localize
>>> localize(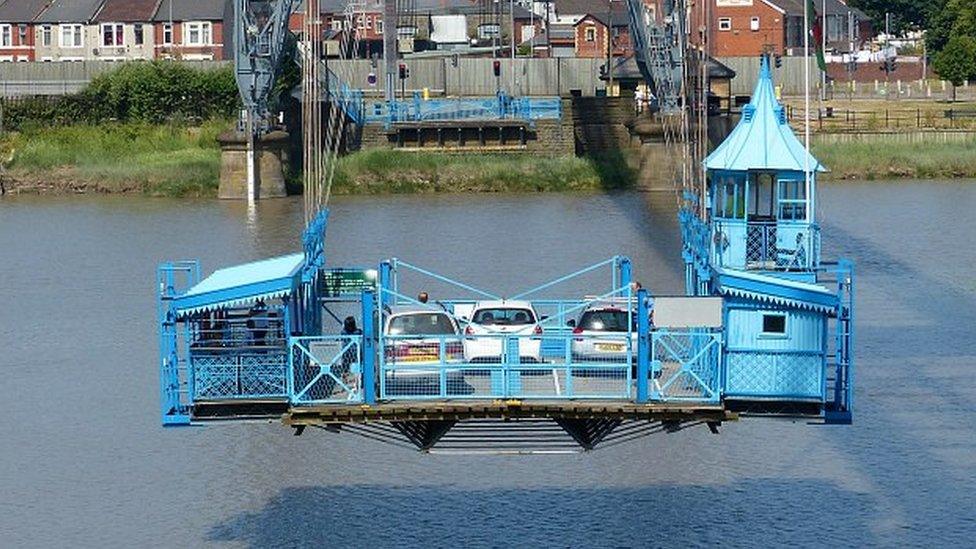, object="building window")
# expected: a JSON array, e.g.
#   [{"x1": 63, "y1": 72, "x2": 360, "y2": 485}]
[
  {"x1": 41, "y1": 25, "x2": 52, "y2": 46},
  {"x1": 356, "y1": 15, "x2": 365, "y2": 29},
  {"x1": 750, "y1": 17, "x2": 760, "y2": 31},
  {"x1": 162, "y1": 23, "x2": 174, "y2": 45},
  {"x1": 376, "y1": 19, "x2": 383, "y2": 34},
  {"x1": 60, "y1": 24, "x2": 84, "y2": 48},
  {"x1": 365, "y1": 16, "x2": 372, "y2": 29},
  {"x1": 397, "y1": 25, "x2": 416, "y2": 37},
  {"x1": 0, "y1": 25, "x2": 11, "y2": 47},
  {"x1": 777, "y1": 179, "x2": 807, "y2": 220},
  {"x1": 18, "y1": 24, "x2": 27, "y2": 44},
  {"x1": 478, "y1": 24, "x2": 500, "y2": 39},
  {"x1": 134, "y1": 24, "x2": 144, "y2": 45},
  {"x1": 718, "y1": 17, "x2": 732, "y2": 31},
  {"x1": 761, "y1": 313, "x2": 787, "y2": 335},
  {"x1": 102, "y1": 23, "x2": 124, "y2": 47},
  {"x1": 584, "y1": 26, "x2": 596, "y2": 42},
  {"x1": 185, "y1": 22, "x2": 212, "y2": 46}
]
